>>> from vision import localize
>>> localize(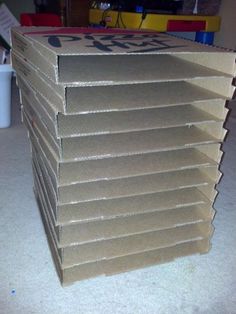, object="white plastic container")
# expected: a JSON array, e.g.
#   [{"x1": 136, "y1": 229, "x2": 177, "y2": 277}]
[{"x1": 0, "y1": 64, "x2": 13, "y2": 128}]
